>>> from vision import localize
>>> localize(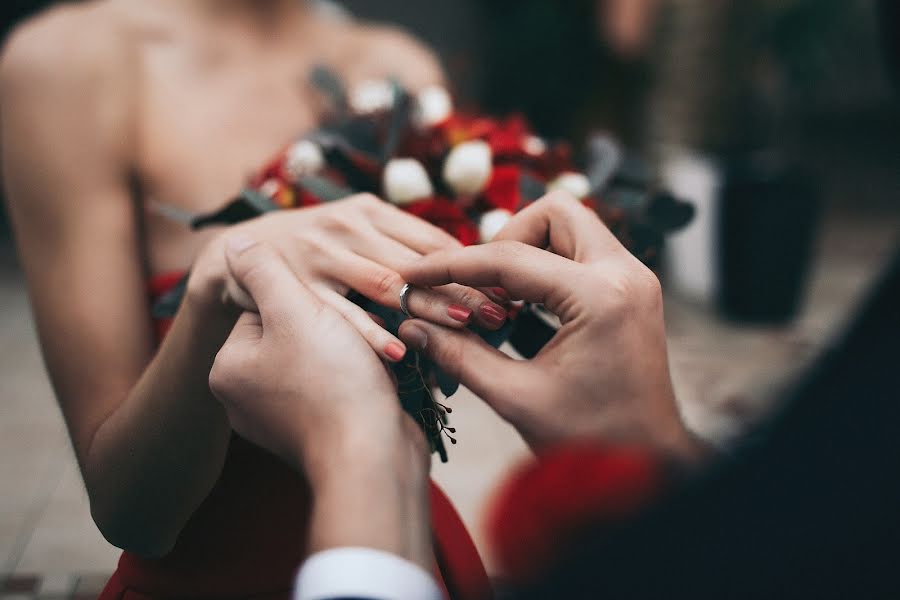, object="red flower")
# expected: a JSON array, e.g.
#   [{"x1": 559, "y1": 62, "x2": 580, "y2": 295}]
[
  {"x1": 405, "y1": 197, "x2": 480, "y2": 246},
  {"x1": 486, "y1": 114, "x2": 531, "y2": 159},
  {"x1": 486, "y1": 443, "x2": 666, "y2": 583},
  {"x1": 250, "y1": 149, "x2": 290, "y2": 188},
  {"x1": 483, "y1": 164, "x2": 524, "y2": 212}
]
